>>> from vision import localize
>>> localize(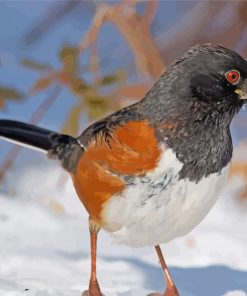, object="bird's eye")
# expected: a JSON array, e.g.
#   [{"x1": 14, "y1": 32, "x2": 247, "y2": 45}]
[{"x1": 225, "y1": 70, "x2": 240, "y2": 85}]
